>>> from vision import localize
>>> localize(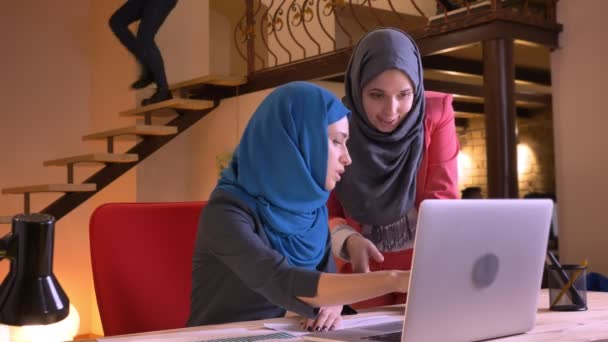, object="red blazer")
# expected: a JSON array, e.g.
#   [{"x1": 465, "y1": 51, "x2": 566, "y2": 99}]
[{"x1": 415, "y1": 91, "x2": 460, "y2": 207}]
